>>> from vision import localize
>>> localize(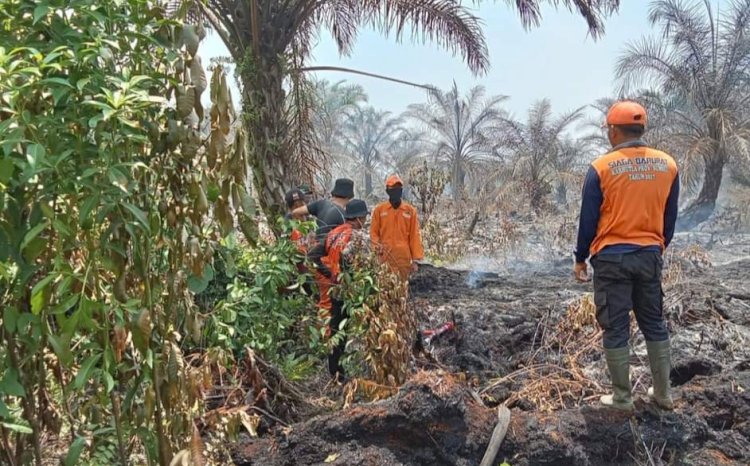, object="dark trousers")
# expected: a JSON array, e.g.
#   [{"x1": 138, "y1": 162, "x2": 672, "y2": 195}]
[
  {"x1": 592, "y1": 251, "x2": 669, "y2": 349},
  {"x1": 327, "y1": 298, "x2": 348, "y2": 377}
]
